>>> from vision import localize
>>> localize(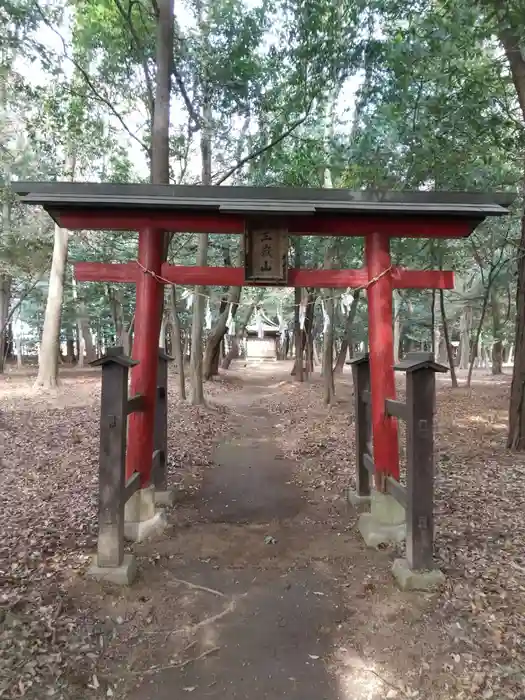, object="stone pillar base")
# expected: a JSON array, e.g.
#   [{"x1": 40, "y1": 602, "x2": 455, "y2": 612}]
[
  {"x1": 392, "y1": 558, "x2": 445, "y2": 591},
  {"x1": 155, "y1": 488, "x2": 176, "y2": 507},
  {"x1": 87, "y1": 553, "x2": 137, "y2": 585},
  {"x1": 347, "y1": 490, "x2": 371, "y2": 507},
  {"x1": 358, "y1": 490, "x2": 406, "y2": 548},
  {"x1": 124, "y1": 485, "x2": 167, "y2": 542},
  {"x1": 358, "y1": 513, "x2": 406, "y2": 547},
  {"x1": 124, "y1": 511, "x2": 167, "y2": 542}
]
